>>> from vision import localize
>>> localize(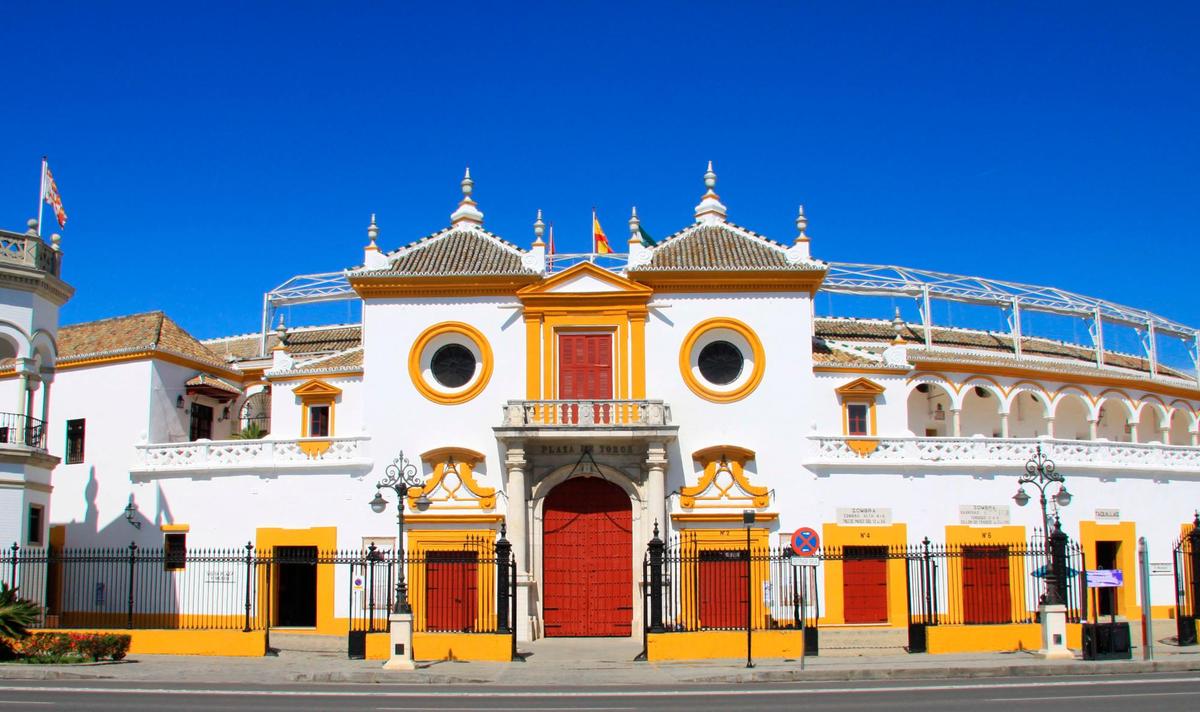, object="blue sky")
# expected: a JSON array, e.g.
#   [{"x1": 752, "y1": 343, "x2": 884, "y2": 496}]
[{"x1": 1, "y1": 3, "x2": 1196, "y2": 352}]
